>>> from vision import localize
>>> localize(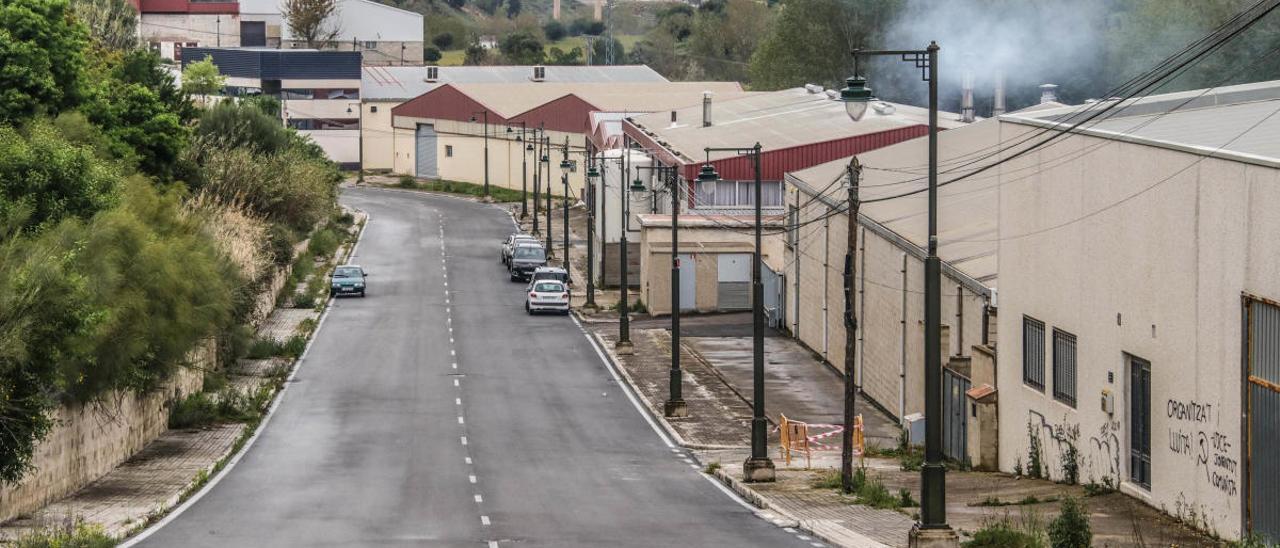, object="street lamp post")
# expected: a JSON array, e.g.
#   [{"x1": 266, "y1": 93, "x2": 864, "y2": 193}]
[
  {"x1": 584, "y1": 157, "x2": 600, "y2": 311},
  {"x1": 508, "y1": 123, "x2": 530, "y2": 218},
  {"x1": 615, "y1": 138, "x2": 634, "y2": 356},
  {"x1": 346, "y1": 103, "x2": 364, "y2": 183},
  {"x1": 636, "y1": 163, "x2": 685, "y2": 418},
  {"x1": 543, "y1": 137, "x2": 553, "y2": 256},
  {"x1": 702, "y1": 144, "x2": 773, "y2": 482},
  {"x1": 845, "y1": 43, "x2": 955, "y2": 546},
  {"x1": 470, "y1": 110, "x2": 490, "y2": 198},
  {"x1": 559, "y1": 137, "x2": 572, "y2": 268},
  {"x1": 533, "y1": 127, "x2": 542, "y2": 234}
]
